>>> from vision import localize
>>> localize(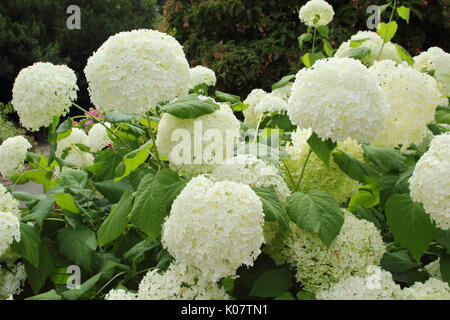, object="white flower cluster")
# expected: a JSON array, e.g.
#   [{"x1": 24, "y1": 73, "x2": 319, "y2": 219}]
[
  {"x1": 211, "y1": 154, "x2": 290, "y2": 202},
  {"x1": 283, "y1": 129, "x2": 362, "y2": 203},
  {"x1": 161, "y1": 175, "x2": 265, "y2": 282},
  {"x1": 414, "y1": 47, "x2": 450, "y2": 99},
  {"x1": 0, "y1": 212, "x2": 21, "y2": 257},
  {"x1": 137, "y1": 262, "x2": 229, "y2": 300},
  {"x1": 156, "y1": 101, "x2": 240, "y2": 175},
  {"x1": 409, "y1": 133, "x2": 450, "y2": 229},
  {"x1": 255, "y1": 94, "x2": 288, "y2": 114},
  {"x1": 400, "y1": 278, "x2": 450, "y2": 300},
  {"x1": 299, "y1": 0, "x2": 334, "y2": 27},
  {"x1": 12, "y1": 62, "x2": 78, "y2": 131},
  {"x1": 57, "y1": 128, "x2": 94, "y2": 168},
  {"x1": 424, "y1": 259, "x2": 442, "y2": 281},
  {"x1": 105, "y1": 289, "x2": 137, "y2": 300},
  {"x1": 286, "y1": 211, "x2": 385, "y2": 292},
  {"x1": 271, "y1": 83, "x2": 293, "y2": 102},
  {"x1": 243, "y1": 89, "x2": 268, "y2": 128},
  {"x1": 0, "y1": 136, "x2": 31, "y2": 178},
  {"x1": 87, "y1": 123, "x2": 112, "y2": 153},
  {"x1": 316, "y1": 266, "x2": 401, "y2": 300},
  {"x1": 190, "y1": 66, "x2": 217, "y2": 88},
  {"x1": 287, "y1": 57, "x2": 389, "y2": 143},
  {"x1": 370, "y1": 60, "x2": 441, "y2": 149},
  {"x1": 335, "y1": 31, "x2": 402, "y2": 66},
  {"x1": 85, "y1": 29, "x2": 190, "y2": 114},
  {"x1": 0, "y1": 184, "x2": 20, "y2": 218},
  {"x1": 0, "y1": 263, "x2": 27, "y2": 299}
]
